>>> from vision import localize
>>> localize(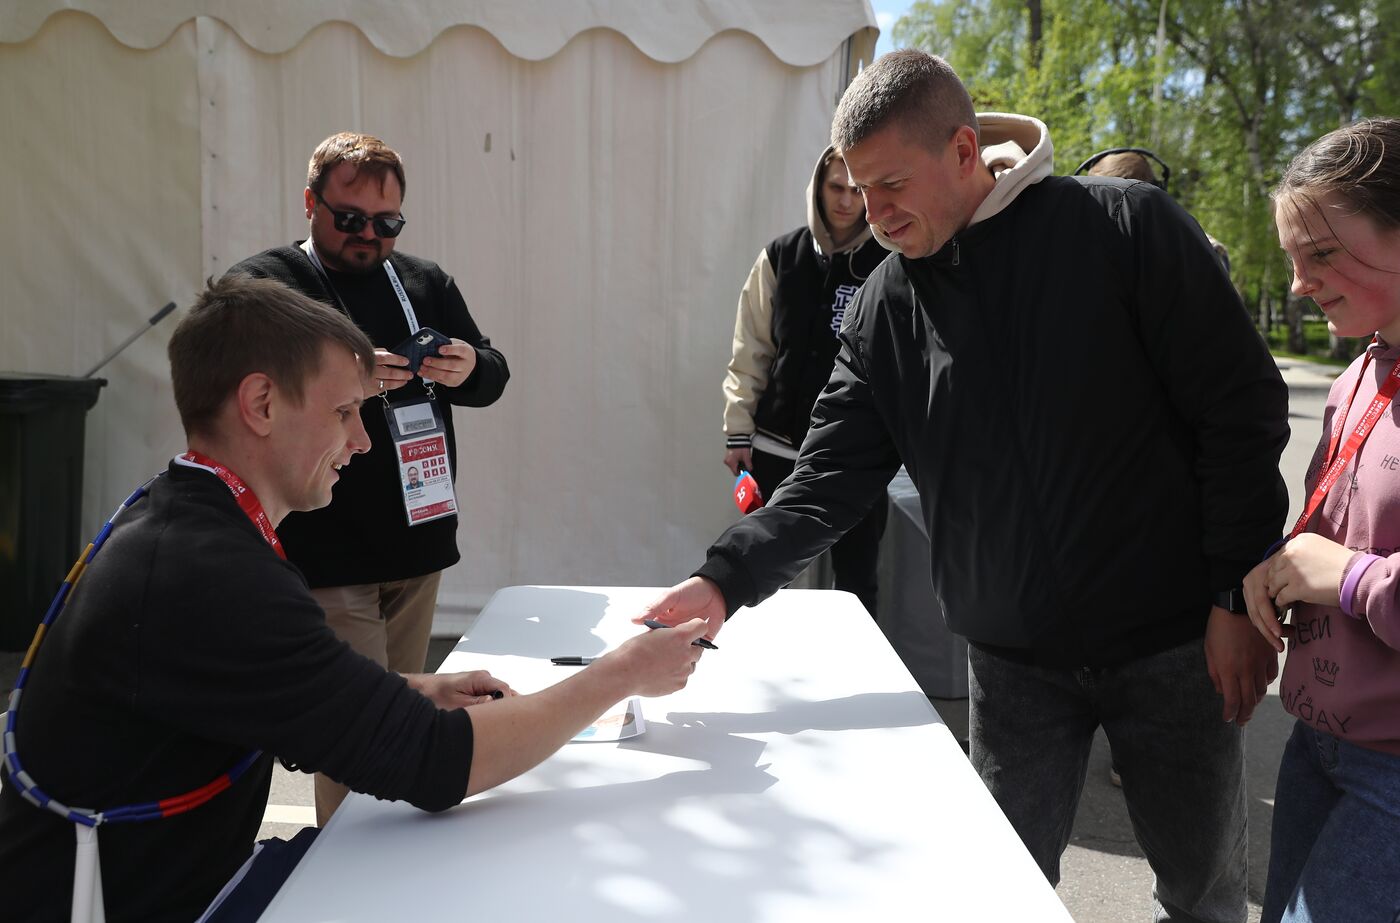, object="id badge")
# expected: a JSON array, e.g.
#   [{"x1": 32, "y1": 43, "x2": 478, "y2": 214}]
[{"x1": 382, "y1": 395, "x2": 457, "y2": 526}]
